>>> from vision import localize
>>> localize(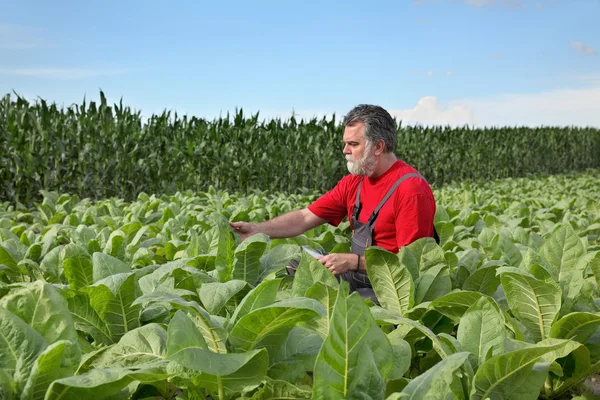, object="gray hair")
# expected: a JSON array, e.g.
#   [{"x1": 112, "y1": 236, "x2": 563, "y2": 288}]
[{"x1": 342, "y1": 104, "x2": 397, "y2": 153}]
